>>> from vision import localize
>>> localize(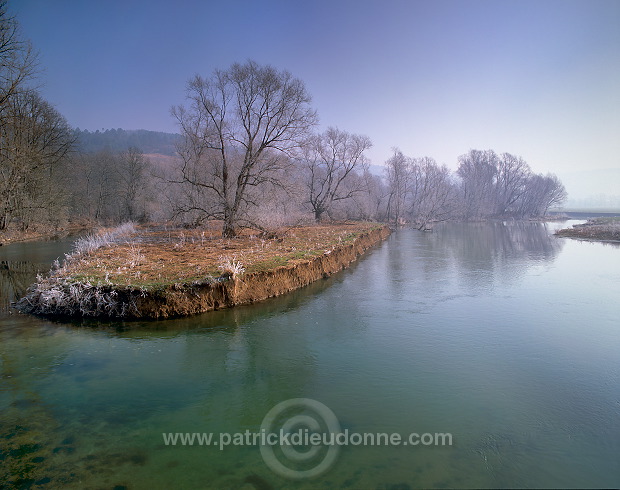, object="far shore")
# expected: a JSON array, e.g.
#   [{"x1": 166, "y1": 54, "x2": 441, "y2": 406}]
[
  {"x1": 555, "y1": 217, "x2": 620, "y2": 243},
  {"x1": 0, "y1": 223, "x2": 93, "y2": 246}
]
